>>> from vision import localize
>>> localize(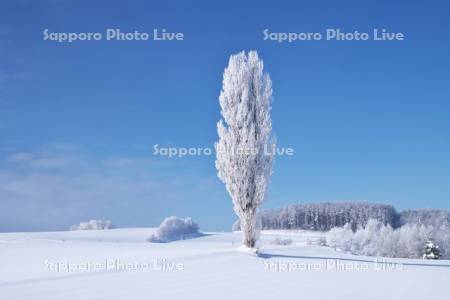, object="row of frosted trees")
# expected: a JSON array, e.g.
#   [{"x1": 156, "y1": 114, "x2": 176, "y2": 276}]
[
  {"x1": 399, "y1": 209, "x2": 450, "y2": 228},
  {"x1": 260, "y1": 202, "x2": 397, "y2": 231},
  {"x1": 243, "y1": 202, "x2": 450, "y2": 231}
]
